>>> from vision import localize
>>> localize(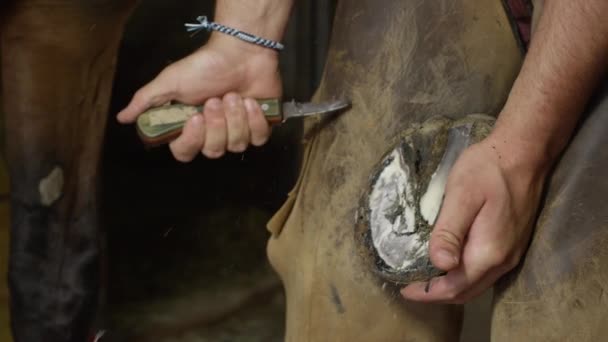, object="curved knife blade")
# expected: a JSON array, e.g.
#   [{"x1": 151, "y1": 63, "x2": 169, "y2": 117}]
[{"x1": 281, "y1": 98, "x2": 351, "y2": 121}]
